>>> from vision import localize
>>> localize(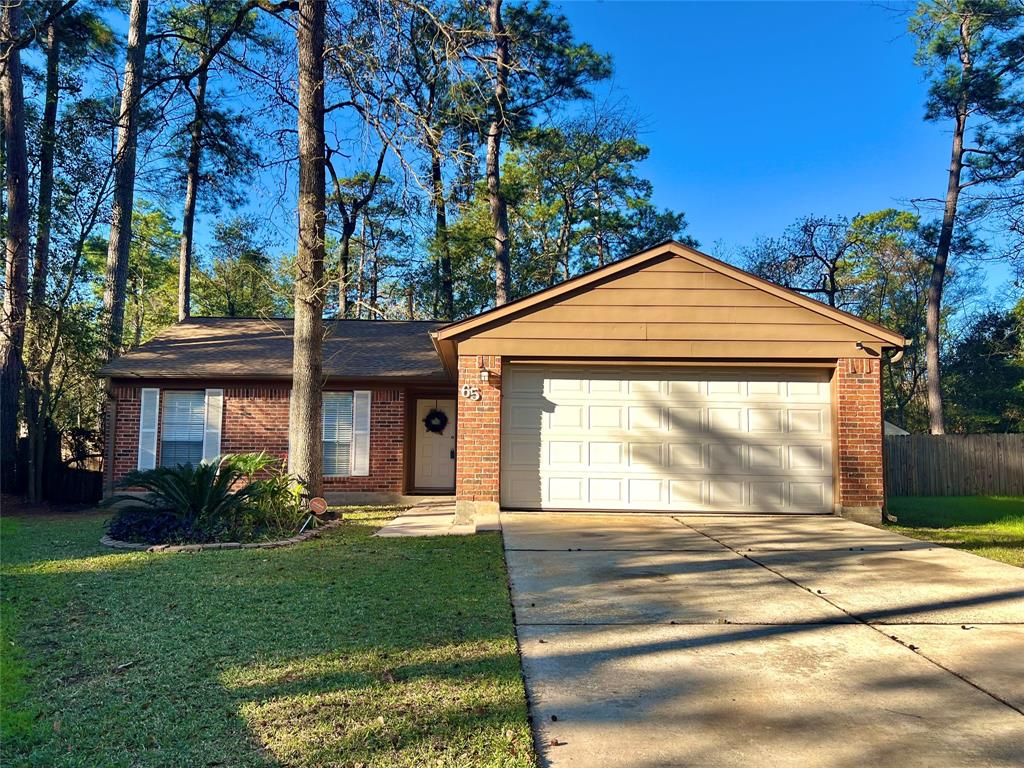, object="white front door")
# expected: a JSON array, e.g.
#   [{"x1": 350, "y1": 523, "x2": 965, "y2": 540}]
[
  {"x1": 414, "y1": 398, "x2": 456, "y2": 490},
  {"x1": 500, "y1": 366, "x2": 834, "y2": 513}
]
